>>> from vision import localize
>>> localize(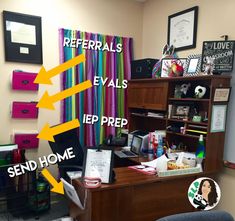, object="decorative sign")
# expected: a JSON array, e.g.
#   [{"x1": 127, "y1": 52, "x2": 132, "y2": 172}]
[{"x1": 201, "y1": 41, "x2": 235, "y2": 73}]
